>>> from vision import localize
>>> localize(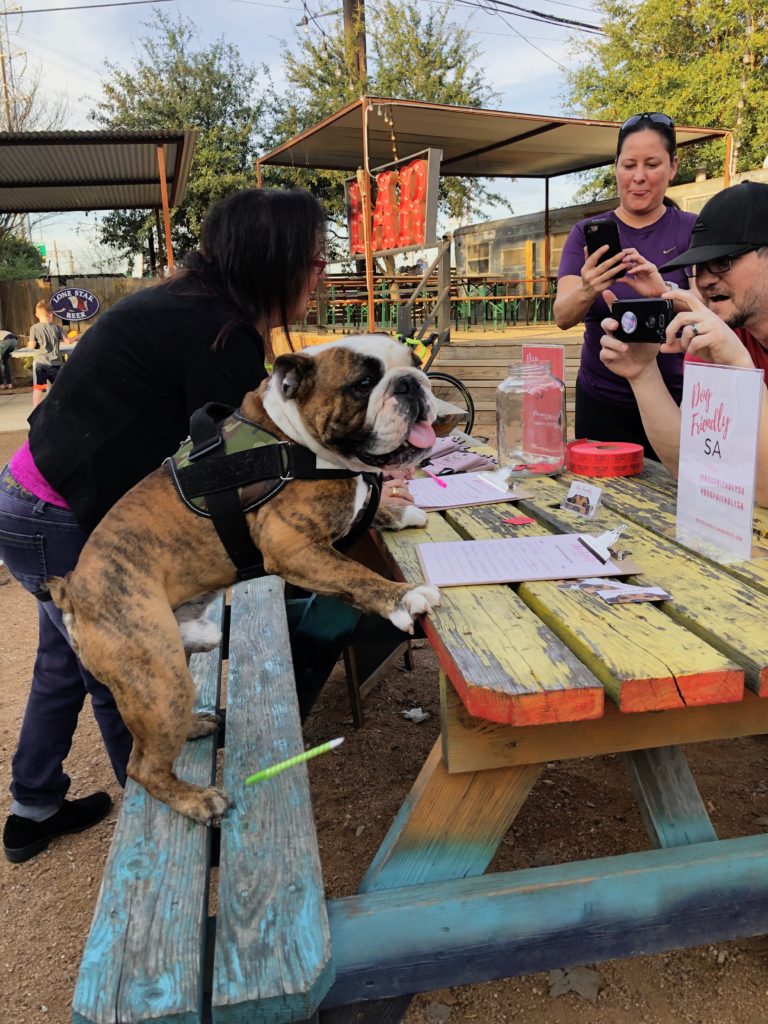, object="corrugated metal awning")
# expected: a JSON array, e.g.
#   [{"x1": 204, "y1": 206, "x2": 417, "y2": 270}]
[
  {"x1": 0, "y1": 129, "x2": 197, "y2": 213},
  {"x1": 257, "y1": 98, "x2": 729, "y2": 178}
]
